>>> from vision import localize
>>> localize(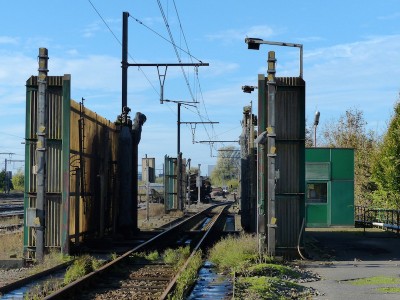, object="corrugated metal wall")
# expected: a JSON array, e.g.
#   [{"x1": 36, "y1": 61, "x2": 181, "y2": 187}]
[
  {"x1": 274, "y1": 77, "x2": 305, "y2": 253},
  {"x1": 164, "y1": 155, "x2": 177, "y2": 210},
  {"x1": 68, "y1": 100, "x2": 119, "y2": 244},
  {"x1": 24, "y1": 75, "x2": 119, "y2": 258}
]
